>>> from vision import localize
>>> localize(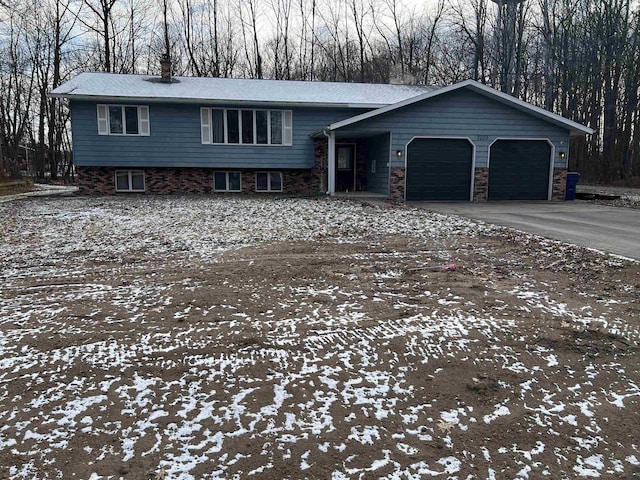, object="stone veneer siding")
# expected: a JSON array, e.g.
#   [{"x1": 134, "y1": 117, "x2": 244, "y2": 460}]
[
  {"x1": 313, "y1": 138, "x2": 328, "y2": 193},
  {"x1": 552, "y1": 168, "x2": 567, "y2": 200},
  {"x1": 76, "y1": 166, "x2": 322, "y2": 195},
  {"x1": 473, "y1": 168, "x2": 489, "y2": 202},
  {"x1": 473, "y1": 167, "x2": 566, "y2": 201},
  {"x1": 389, "y1": 167, "x2": 405, "y2": 201}
]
